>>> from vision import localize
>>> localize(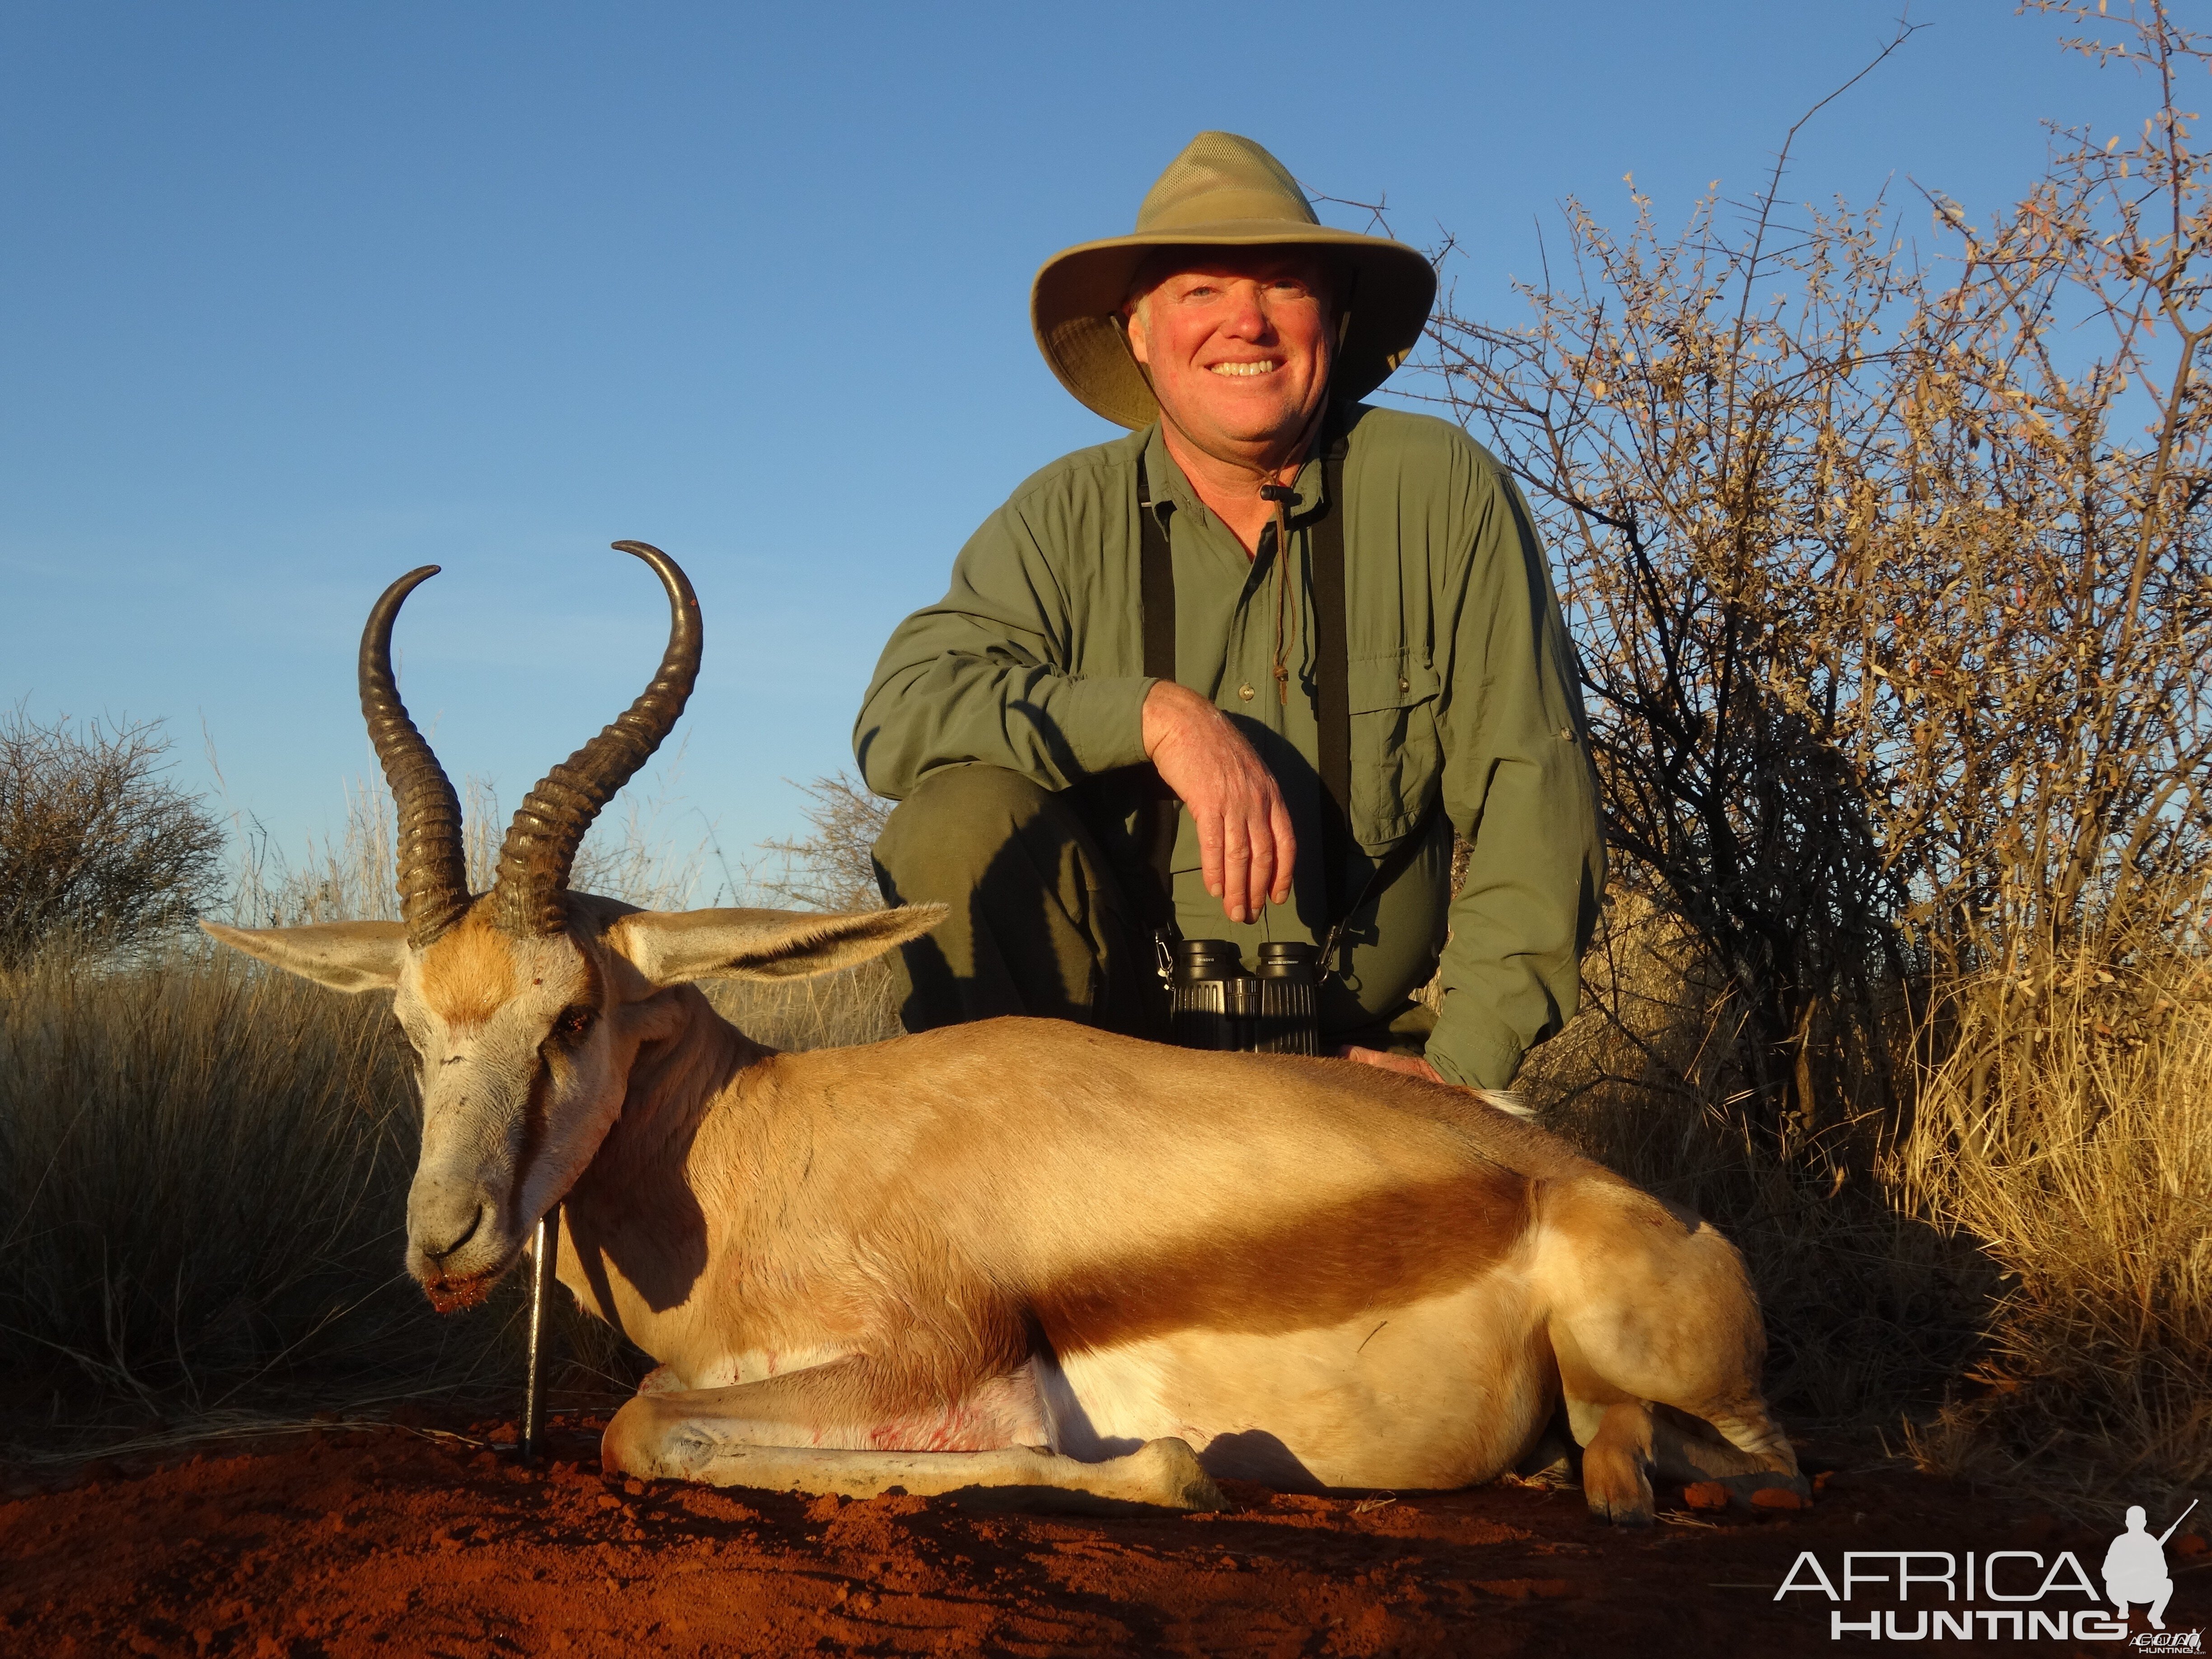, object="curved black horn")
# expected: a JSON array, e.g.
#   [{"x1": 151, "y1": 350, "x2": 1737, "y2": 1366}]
[
  {"x1": 360, "y1": 566, "x2": 472, "y2": 947},
  {"x1": 491, "y1": 542, "x2": 702, "y2": 937}
]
